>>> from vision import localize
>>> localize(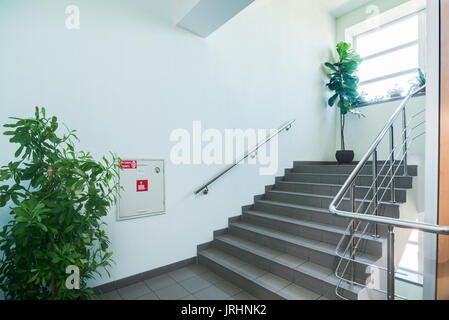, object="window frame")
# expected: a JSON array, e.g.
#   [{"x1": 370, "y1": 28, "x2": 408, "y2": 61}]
[{"x1": 344, "y1": 0, "x2": 427, "y2": 105}]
